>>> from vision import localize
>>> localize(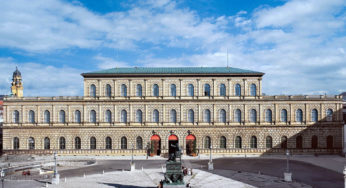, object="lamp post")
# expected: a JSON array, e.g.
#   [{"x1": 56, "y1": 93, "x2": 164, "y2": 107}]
[
  {"x1": 130, "y1": 144, "x2": 135, "y2": 171},
  {"x1": 208, "y1": 145, "x2": 213, "y2": 171},
  {"x1": 284, "y1": 149, "x2": 292, "y2": 182},
  {"x1": 1, "y1": 168, "x2": 5, "y2": 188},
  {"x1": 52, "y1": 151, "x2": 60, "y2": 185}
]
